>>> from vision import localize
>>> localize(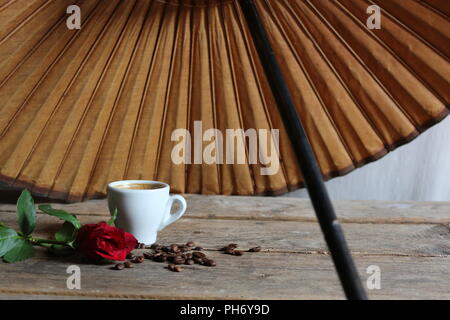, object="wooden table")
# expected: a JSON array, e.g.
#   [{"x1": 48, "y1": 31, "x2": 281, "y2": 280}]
[{"x1": 0, "y1": 195, "x2": 449, "y2": 300}]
